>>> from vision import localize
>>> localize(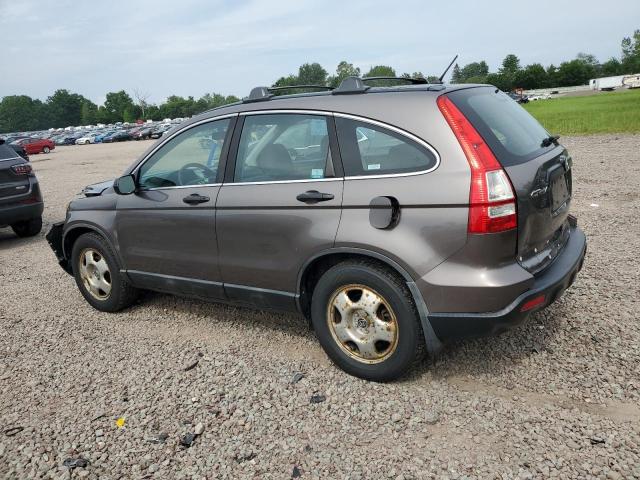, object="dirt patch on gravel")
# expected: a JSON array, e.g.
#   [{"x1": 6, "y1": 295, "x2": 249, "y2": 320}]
[{"x1": 1, "y1": 136, "x2": 639, "y2": 478}]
